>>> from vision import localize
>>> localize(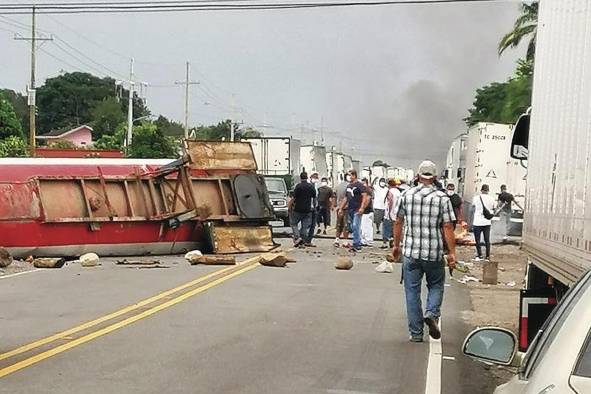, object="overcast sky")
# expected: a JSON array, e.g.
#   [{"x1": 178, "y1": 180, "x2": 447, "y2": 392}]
[{"x1": 0, "y1": 0, "x2": 525, "y2": 167}]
